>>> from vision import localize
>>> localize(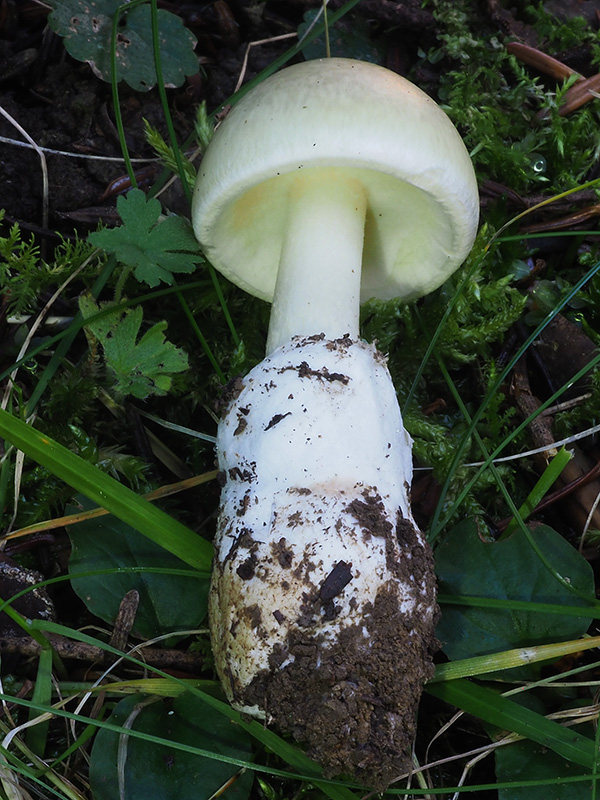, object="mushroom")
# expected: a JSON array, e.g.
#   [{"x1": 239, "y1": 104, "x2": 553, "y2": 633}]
[{"x1": 192, "y1": 58, "x2": 479, "y2": 788}]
